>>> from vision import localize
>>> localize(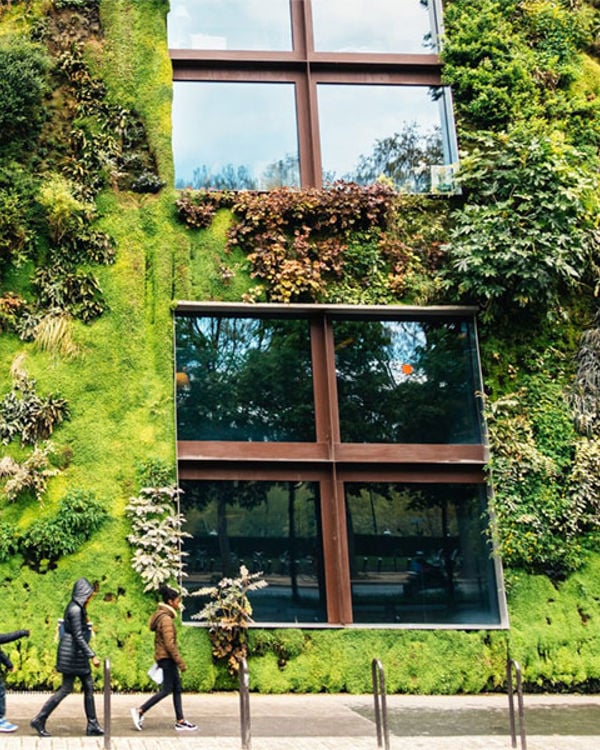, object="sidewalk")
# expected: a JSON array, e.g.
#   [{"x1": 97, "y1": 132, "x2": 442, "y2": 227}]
[{"x1": 2, "y1": 691, "x2": 600, "y2": 749}]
